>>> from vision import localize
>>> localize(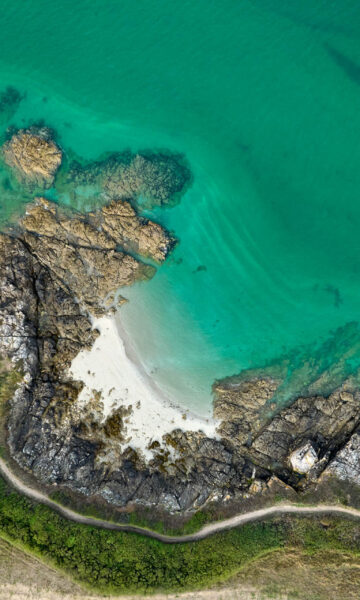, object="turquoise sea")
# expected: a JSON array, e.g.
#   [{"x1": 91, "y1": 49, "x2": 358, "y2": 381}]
[{"x1": 1, "y1": 1, "x2": 360, "y2": 415}]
